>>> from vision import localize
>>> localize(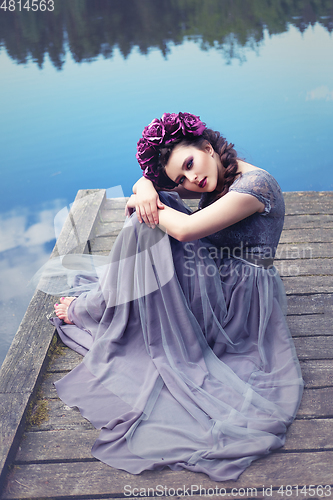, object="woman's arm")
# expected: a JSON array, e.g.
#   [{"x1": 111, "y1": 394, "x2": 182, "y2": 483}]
[
  {"x1": 128, "y1": 177, "x2": 165, "y2": 226},
  {"x1": 127, "y1": 177, "x2": 200, "y2": 225},
  {"x1": 157, "y1": 191, "x2": 265, "y2": 242}
]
